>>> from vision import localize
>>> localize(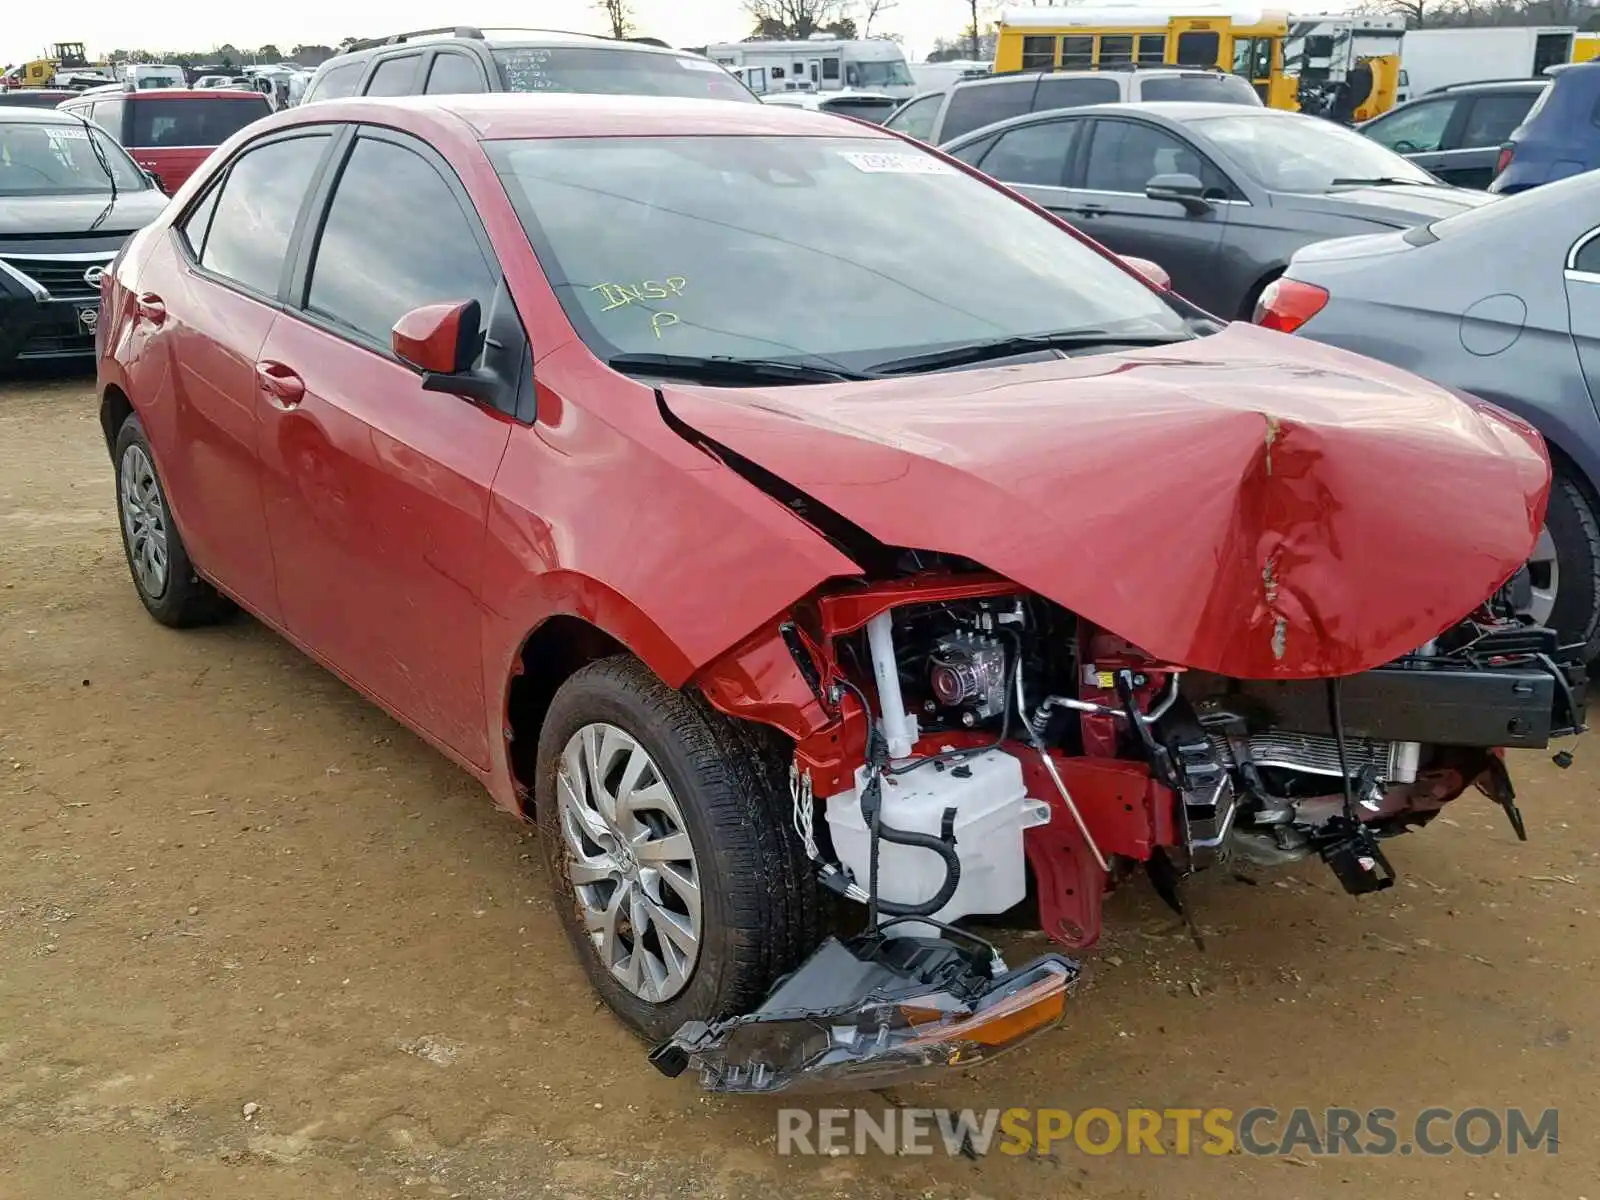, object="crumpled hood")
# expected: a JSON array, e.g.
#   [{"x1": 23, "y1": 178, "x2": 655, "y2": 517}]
[
  {"x1": 1273, "y1": 183, "x2": 1495, "y2": 229},
  {"x1": 660, "y1": 323, "x2": 1549, "y2": 680}
]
